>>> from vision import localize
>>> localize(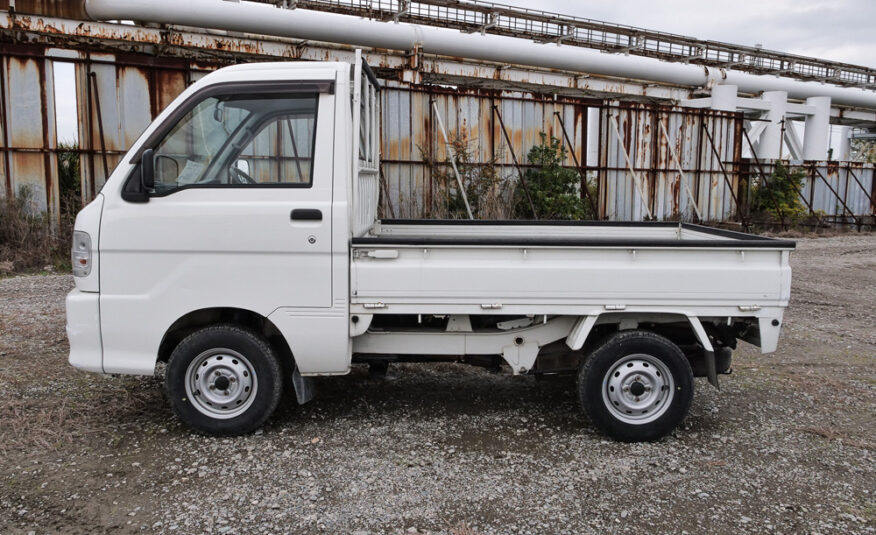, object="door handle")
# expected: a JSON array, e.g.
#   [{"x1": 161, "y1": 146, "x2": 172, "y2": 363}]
[{"x1": 291, "y1": 209, "x2": 323, "y2": 221}]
